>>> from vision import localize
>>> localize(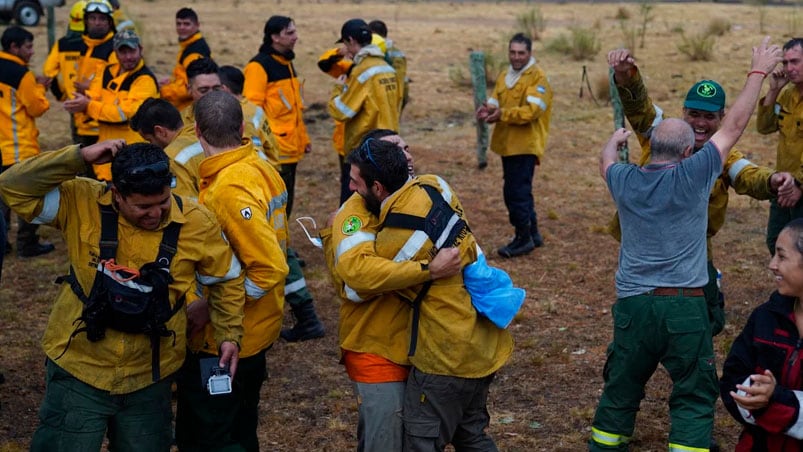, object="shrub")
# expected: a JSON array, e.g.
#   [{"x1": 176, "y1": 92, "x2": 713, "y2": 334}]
[
  {"x1": 677, "y1": 32, "x2": 716, "y2": 61},
  {"x1": 706, "y1": 17, "x2": 731, "y2": 36},
  {"x1": 516, "y1": 7, "x2": 546, "y2": 41},
  {"x1": 615, "y1": 6, "x2": 631, "y2": 20},
  {"x1": 637, "y1": 0, "x2": 655, "y2": 48},
  {"x1": 546, "y1": 28, "x2": 601, "y2": 61}
]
